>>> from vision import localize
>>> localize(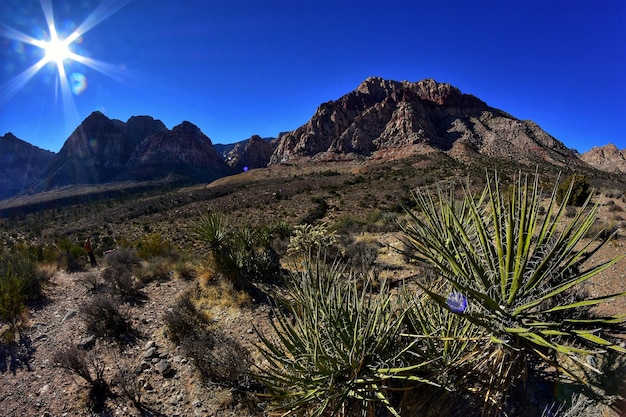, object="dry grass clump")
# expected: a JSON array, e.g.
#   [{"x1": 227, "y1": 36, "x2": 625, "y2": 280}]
[{"x1": 163, "y1": 286, "x2": 253, "y2": 394}]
